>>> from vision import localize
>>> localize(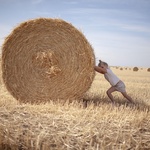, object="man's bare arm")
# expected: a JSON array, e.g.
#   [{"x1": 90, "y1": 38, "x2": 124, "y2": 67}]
[{"x1": 94, "y1": 66, "x2": 107, "y2": 74}]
